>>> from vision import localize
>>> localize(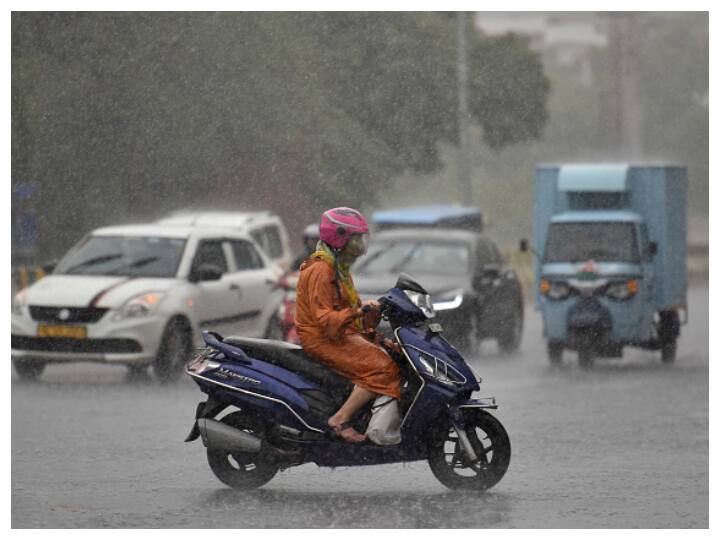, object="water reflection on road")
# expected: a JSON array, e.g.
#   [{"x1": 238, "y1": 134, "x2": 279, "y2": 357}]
[{"x1": 11, "y1": 286, "x2": 708, "y2": 528}]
